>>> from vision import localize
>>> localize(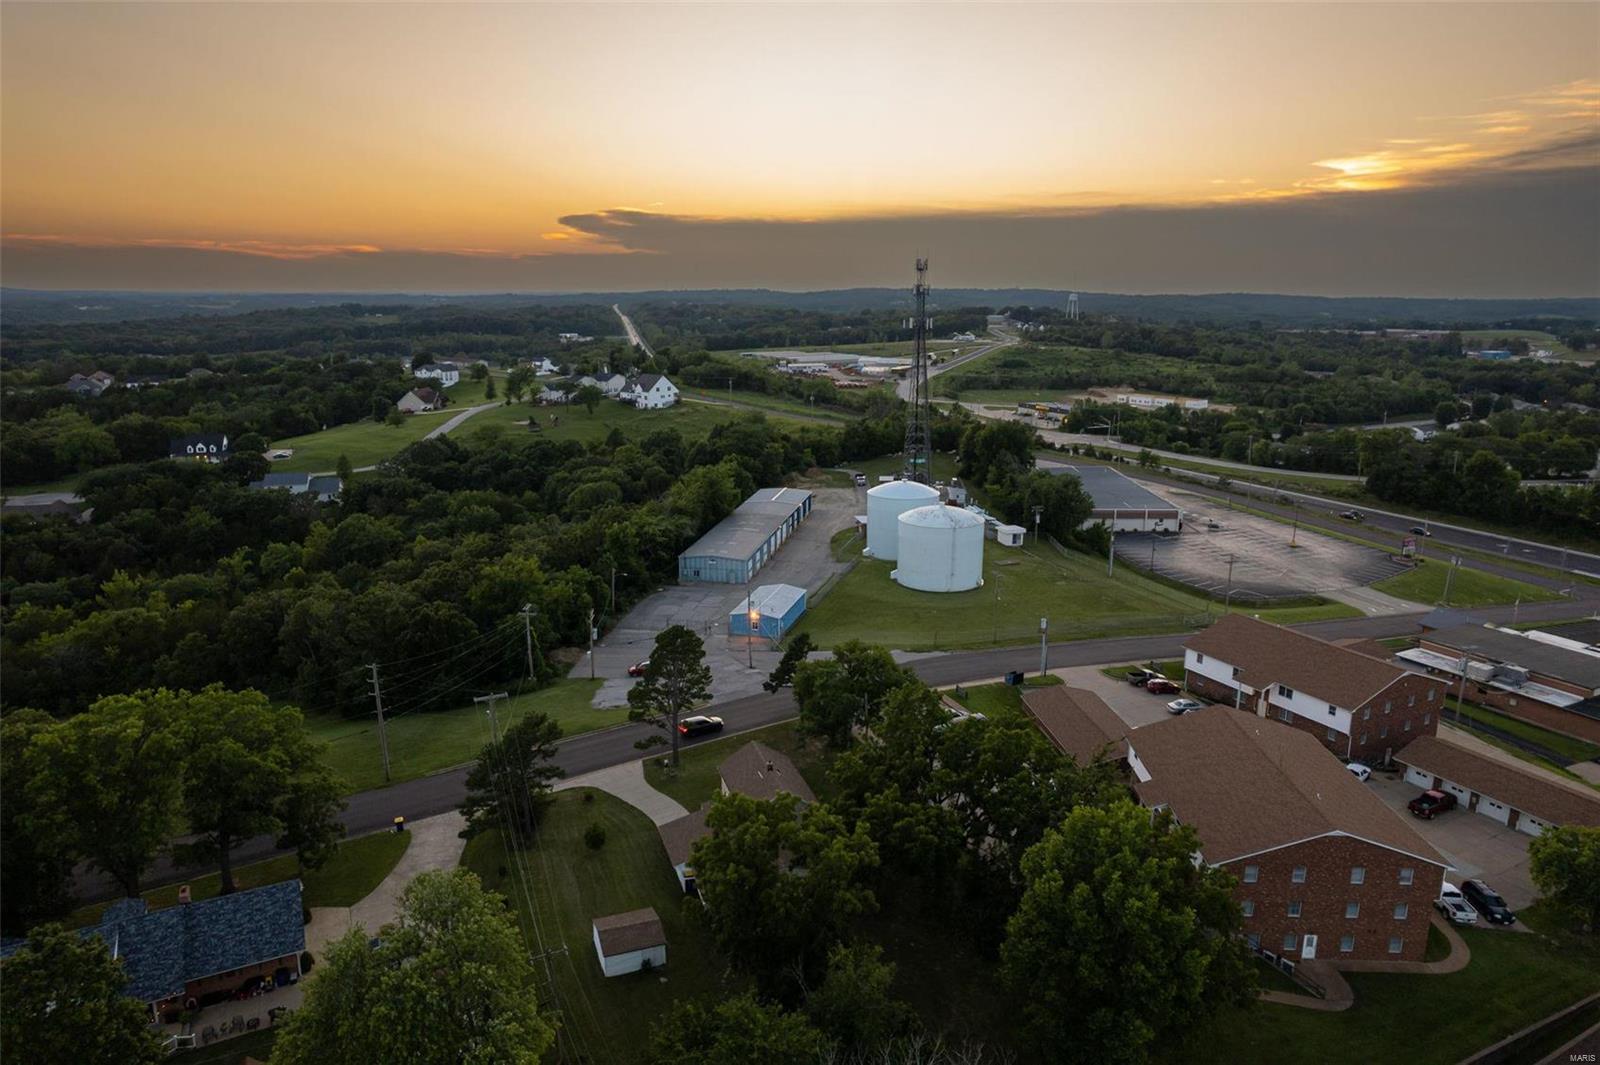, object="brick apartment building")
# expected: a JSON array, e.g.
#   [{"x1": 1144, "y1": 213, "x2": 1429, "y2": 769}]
[
  {"x1": 1184, "y1": 614, "x2": 1443, "y2": 765},
  {"x1": 1129, "y1": 711, "x2": 1449, "y2": 963}
]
